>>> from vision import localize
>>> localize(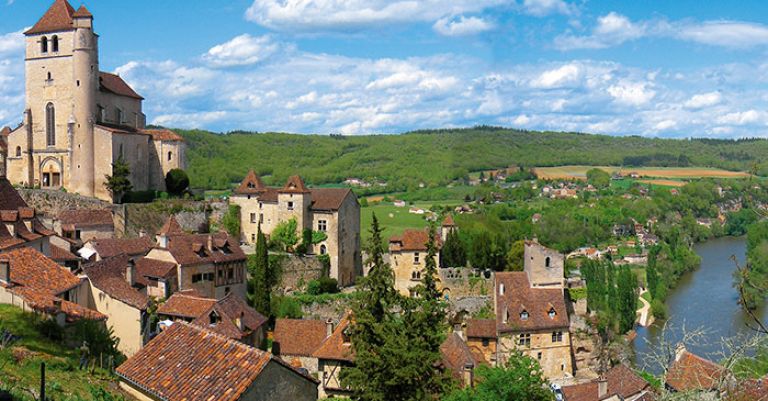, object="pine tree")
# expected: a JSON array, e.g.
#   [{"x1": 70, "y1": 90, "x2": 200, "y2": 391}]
[{"x1": 248, "y1": 224, "x2": 271, "y2": 317}]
